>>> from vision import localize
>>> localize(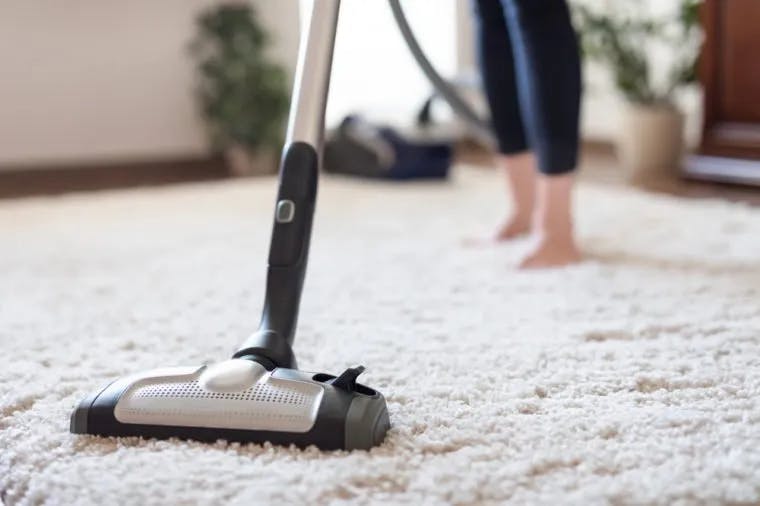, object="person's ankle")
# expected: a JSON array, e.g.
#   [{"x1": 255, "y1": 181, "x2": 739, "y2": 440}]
[
  {"x1": 535, "y1": 226, "x2": 578, "y2": 253},
  {"x1": 535, "y1": 223, "x2": 574, "y2": 243},
  {"x1": 512, "y1": 210, "x2": 533, "y2": 227}
]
